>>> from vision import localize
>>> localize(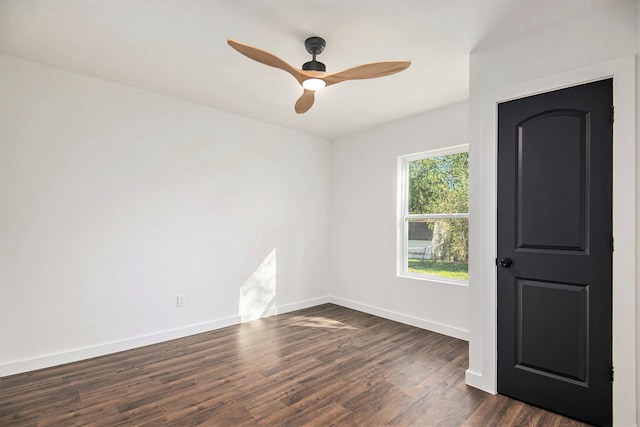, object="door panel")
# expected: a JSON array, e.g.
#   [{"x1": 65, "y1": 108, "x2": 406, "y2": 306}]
[
  {"x1": 517, "y1": 280, "x2": 588, "y2": 383},
  {"x1": 517, "y1": 110, "x2": 588, "y2": 251},
  {"x1": 497, "y1": 79, "x2": 612, "y2": 426}
]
